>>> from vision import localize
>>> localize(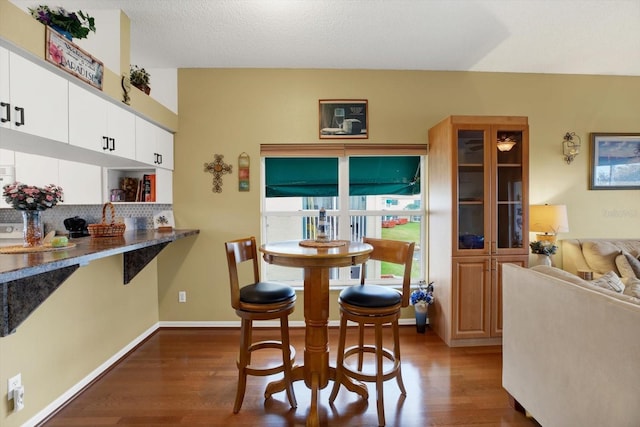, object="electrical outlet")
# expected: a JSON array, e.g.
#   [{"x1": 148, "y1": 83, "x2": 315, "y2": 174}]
[
  {"x1": 7, "y1": 373, "x2": 21, "y2": 401},
  {"x1": 178, "y1": 291, "x2": 186, "y2": 303}
]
